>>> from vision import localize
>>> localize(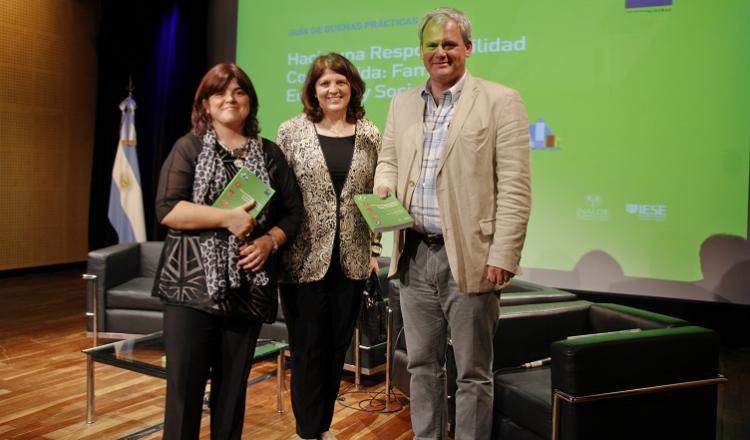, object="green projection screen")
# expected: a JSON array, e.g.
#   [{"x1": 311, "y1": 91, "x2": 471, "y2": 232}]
[{"x1": 236, "y1": 0, "x2": 750, "y2": 304}]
